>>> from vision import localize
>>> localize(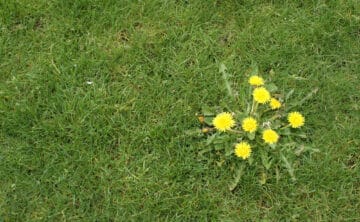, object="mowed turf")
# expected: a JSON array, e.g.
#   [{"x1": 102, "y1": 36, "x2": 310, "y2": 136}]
[{"x1": 0, "y1": 0, "x2": 359, "y2": 220}]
